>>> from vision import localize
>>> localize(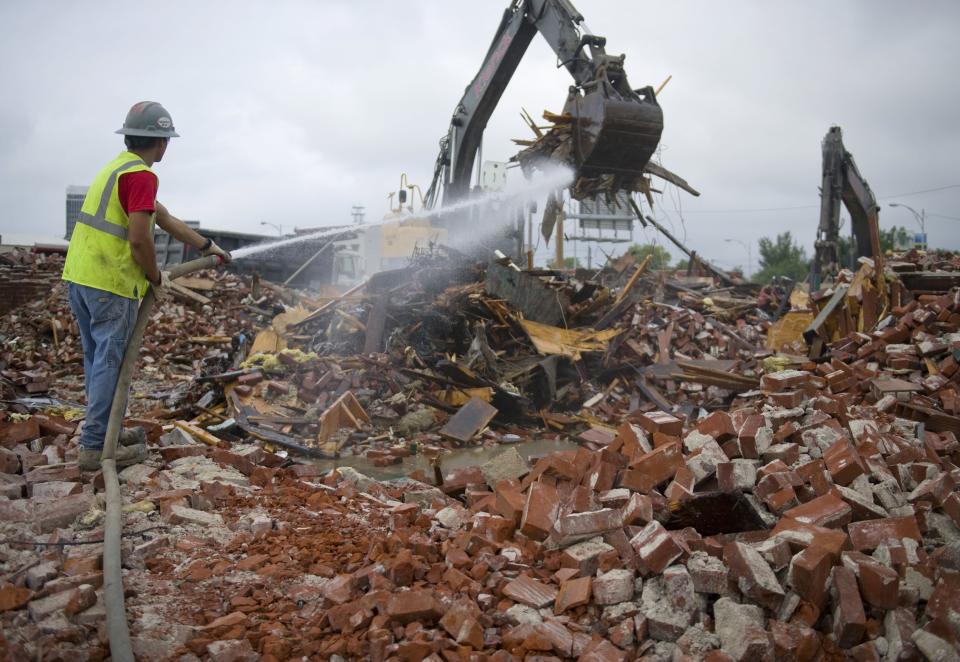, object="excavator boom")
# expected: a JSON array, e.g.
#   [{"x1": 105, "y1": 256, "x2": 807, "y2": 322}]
[
  {"x1": 424, "y1": 0, "x2": 663, "y2": 209},
  {"x1": 813, "y1": 126, "x2": 882, "y2": 287}
]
